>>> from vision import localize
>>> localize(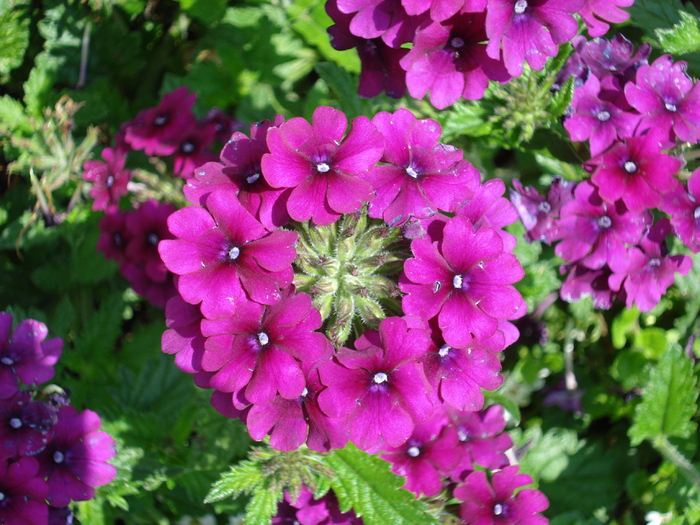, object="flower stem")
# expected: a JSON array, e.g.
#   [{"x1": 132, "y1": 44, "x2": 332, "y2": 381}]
[{"x1": 654, "y1": 435, "x2": 700, "y2": 492}]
